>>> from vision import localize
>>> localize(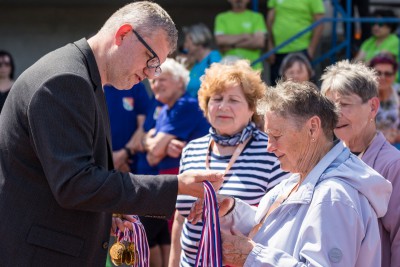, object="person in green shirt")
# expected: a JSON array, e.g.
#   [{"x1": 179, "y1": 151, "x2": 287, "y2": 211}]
[
  {"x1": 355, "y1": 9, "x2": 399, "y2": 64},
  {"x1": 267, "y1": 0, "x2": 325, "y2": 85},
  {"x1": 214, "y1": 0, "x2": 266, "y2": 70}
]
